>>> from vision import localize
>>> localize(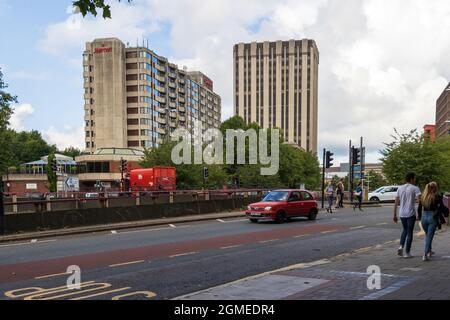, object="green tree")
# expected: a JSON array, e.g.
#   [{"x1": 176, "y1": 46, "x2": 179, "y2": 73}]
[
  {"x1": 61, "y1": 146, "x2": 82, "y2": 159},
  {"x1": 381, "y1": 129, "x2": 450, "y2": 190},
  {"x1": 365, "y1": 170, "x2": 387, "y2": 191},
  {"x1": 45, "y1": 153, "x2": 57, "y2": 192},
  {"x1": 0, "y1": 69, "x2": 17, "y2": 174},
  {"x1": 73, "y1": 0, "x2": 132, "y2": 18}
]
